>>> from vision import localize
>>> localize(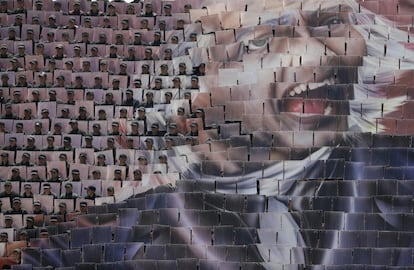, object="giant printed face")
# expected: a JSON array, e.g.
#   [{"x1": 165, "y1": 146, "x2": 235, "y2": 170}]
[
  {"x1": 175, "y1": 0, "x2": 411, "y2": 181},
  {"x1": 49, "y1": 0, "x2": 414, "y2": 268}
]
